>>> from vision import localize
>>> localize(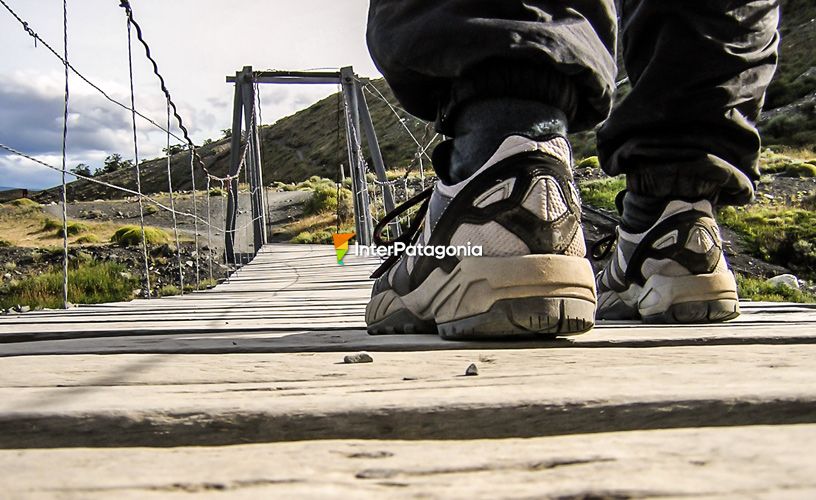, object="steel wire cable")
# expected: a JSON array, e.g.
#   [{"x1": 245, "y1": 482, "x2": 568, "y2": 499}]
[
  {"x1": 0, "y1": 142, "x2": 243, "y2": 234},
  {"x1": 166, "y1": 101, "x2": 184, "y2": 294},
  {"x1": 125, "y1": 13, "x2": 151, "y2": 298},
  {"x1": 59, "y1": 0, "x2": 69, "y2": 310}
]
